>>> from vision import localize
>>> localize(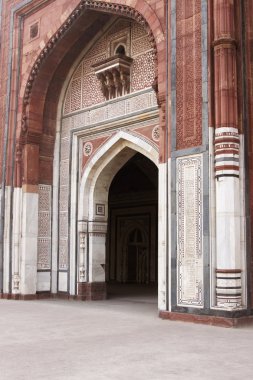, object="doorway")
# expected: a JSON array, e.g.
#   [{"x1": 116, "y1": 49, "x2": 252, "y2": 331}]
[{"x1": 106, "y1": 153, "x2": 158, "y2": 302}]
